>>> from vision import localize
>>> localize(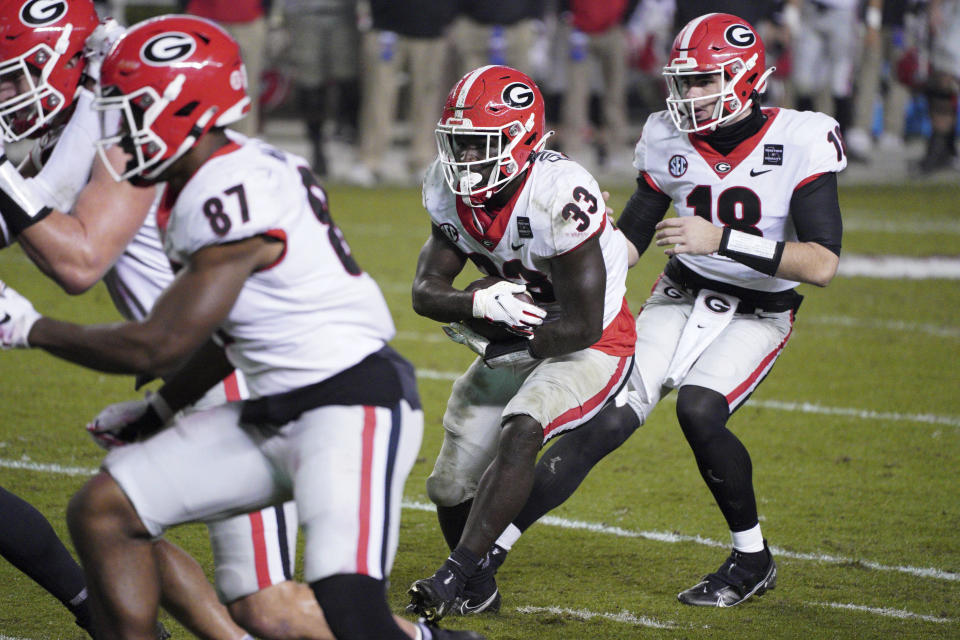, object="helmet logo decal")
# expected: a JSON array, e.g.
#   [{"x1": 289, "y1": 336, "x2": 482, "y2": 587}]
[
  {"x1": 724, "y1": 25, "x2": 755, "y2": 48},
  {"x1": 20, "y1": 0, "x2": 67, "y2": 26},
  {"x1": 668, "y1": 154, "x2": 688, "y2": 177},
  {"x1": 502, "y1": 82, "x2": 534, "y2": 109},
  {"x1": 141, "y1": 32, "x2": 196, "y2": 66}
]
